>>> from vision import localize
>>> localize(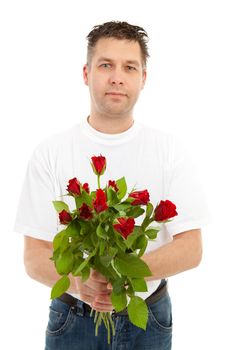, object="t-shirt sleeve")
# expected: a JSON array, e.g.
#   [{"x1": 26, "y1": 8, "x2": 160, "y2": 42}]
[
  {"x1": 14, "y1": 143, "x2": 58, "y2": 241},
  {"x1": 164, "y1": 137, "x2": 211, "y2": 236}
]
